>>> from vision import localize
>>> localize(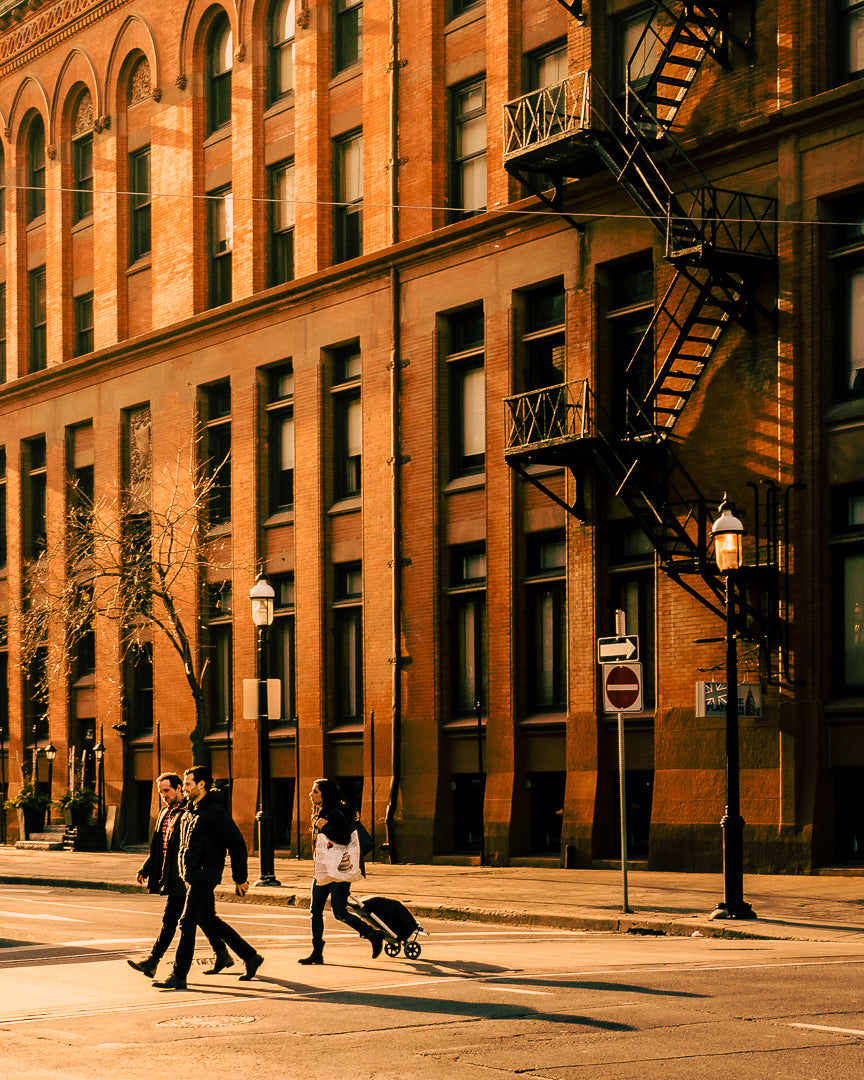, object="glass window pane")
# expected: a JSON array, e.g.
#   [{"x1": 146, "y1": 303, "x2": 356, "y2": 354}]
[
  {"x1": 346, "y1": 396, "x2": 362, "y2": 457},
  {"x1": 280, "y1": 415, "x2": 294, "y2": 470},
  {"x1": 847, "y1": 267, "x2": 864, "y2": 390},
  {"x1": 461, "y1": 366, "x2": 485, "y2": 459}
]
